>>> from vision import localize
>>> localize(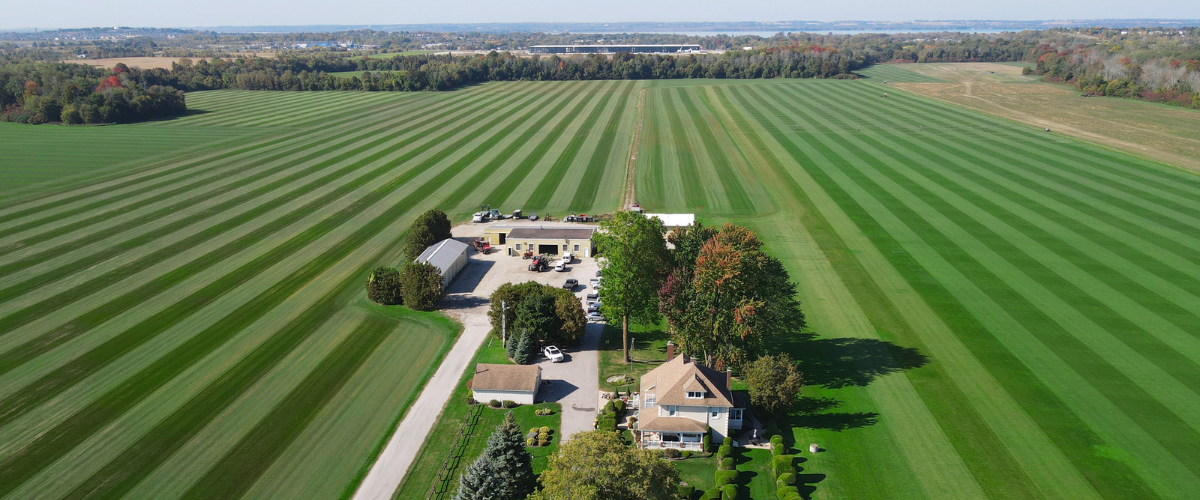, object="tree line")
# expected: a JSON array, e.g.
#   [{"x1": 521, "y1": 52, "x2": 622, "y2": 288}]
[
  {"x1": 0, "y1": 58, "x2": 186, "y2": 124},
  {"x1": 1032, "y1": 48, "x2": 1200, "y2": 109},
  {"x1": 132, "y1": 49, "x2": 859, "y2": 93}
]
